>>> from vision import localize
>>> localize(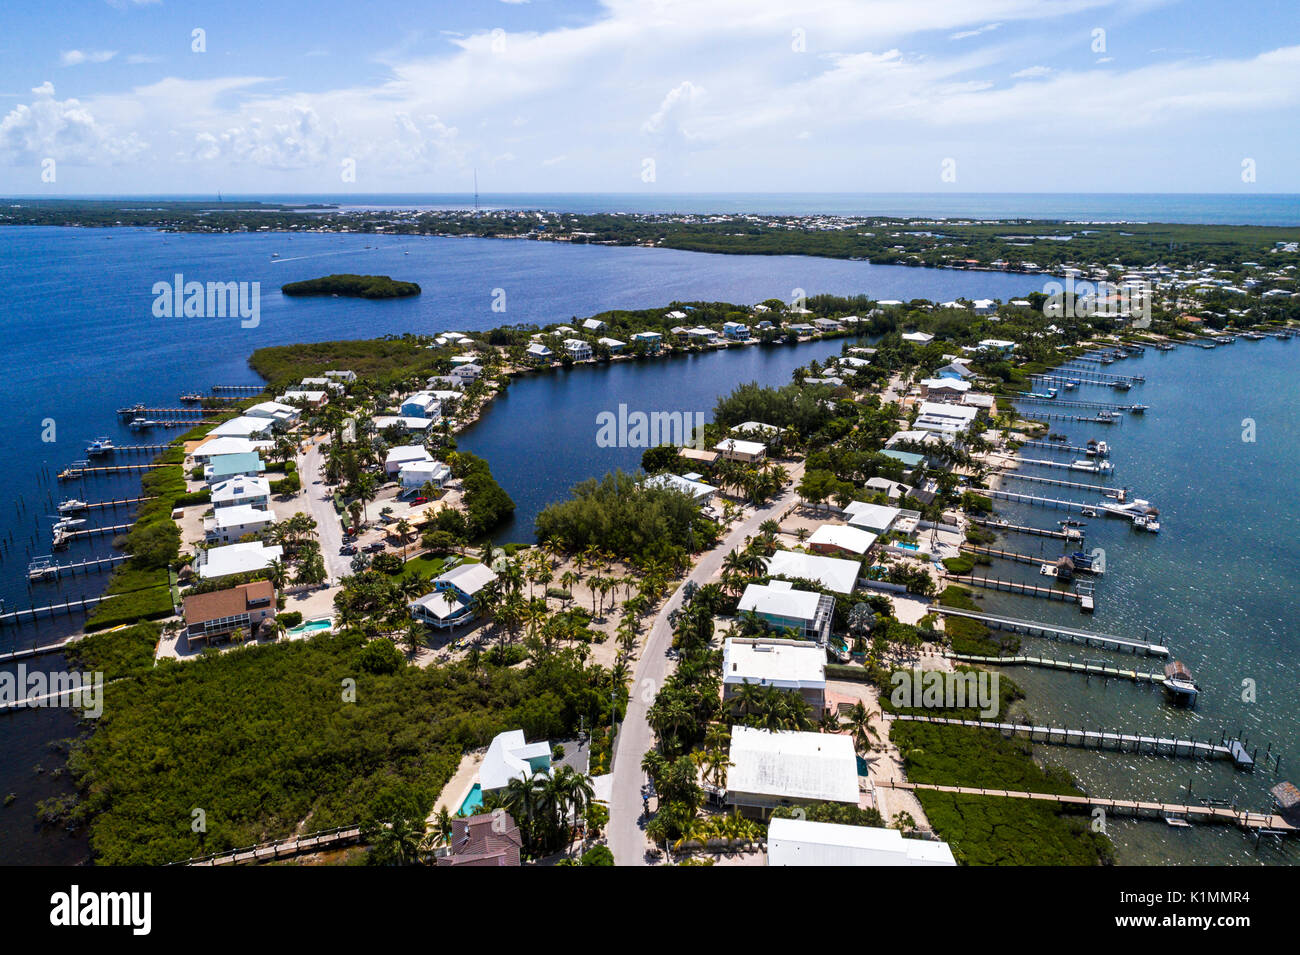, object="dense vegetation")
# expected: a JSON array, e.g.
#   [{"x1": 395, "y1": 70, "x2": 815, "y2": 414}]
[
  {"x1": 281, "y1": 273, "x2": 421, "y2": 299},
  {"x1": 64, "y1": 632, "x2": 609, "y2": 864}
]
